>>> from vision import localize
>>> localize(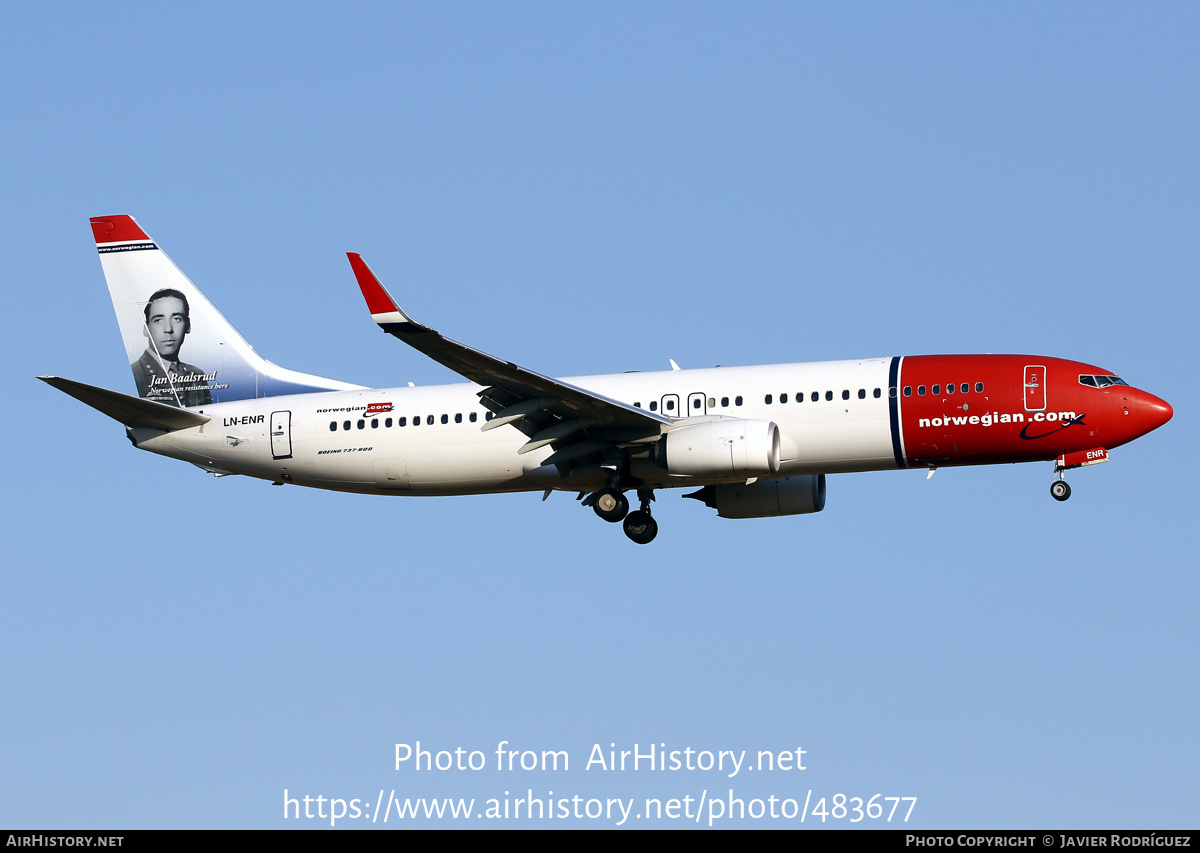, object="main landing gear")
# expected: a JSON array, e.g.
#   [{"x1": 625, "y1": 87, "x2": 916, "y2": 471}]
[
  {"x1": 584, "y1": 487, "x2": 658, "y2": 543},
  {"x1": 623, "y1": 506, "x2": 658, "y2": 545},
  {"x1": 590, "y1": 488, "x2": 629, "y2": 523}
]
